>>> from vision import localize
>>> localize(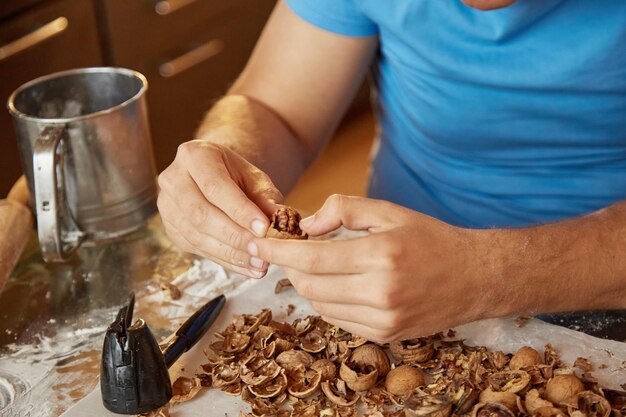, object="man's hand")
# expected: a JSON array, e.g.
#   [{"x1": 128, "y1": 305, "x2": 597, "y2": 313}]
[
  {"x1": 250, "y1": 194, "x2": 489, "y2": 343},
  {"x1": 252, "y1": 194, "x2": 626, "y2": 343},
  {"x1": 158, "y1": 141, "x2": 283, "y2": 278}
]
